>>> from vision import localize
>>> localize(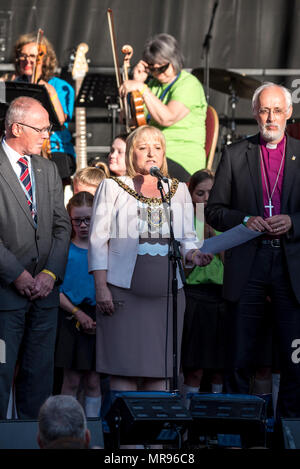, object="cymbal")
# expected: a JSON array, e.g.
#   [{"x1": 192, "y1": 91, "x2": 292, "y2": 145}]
[{"x1": 192, "y1": 68, "x2": 261, "y2": 99}]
